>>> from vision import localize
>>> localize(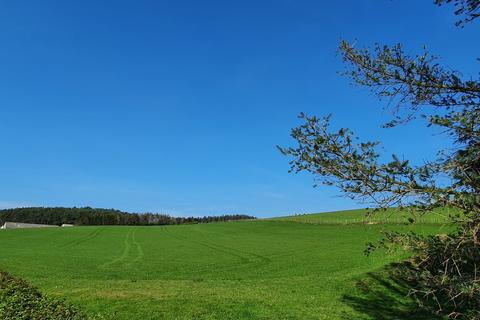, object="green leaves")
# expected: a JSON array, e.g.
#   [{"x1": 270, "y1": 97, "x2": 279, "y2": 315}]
[
  {"x1": 435, "y1": 0, "x2": 480, "y2": 26},
  {"x1": 280, "y1": 113, "x2": 443, "y2": 210},
  {"x1": 281, "y1": 16, "x2": 480, "y2": 320},
  {"x1": 0, "y1": 271, "x2": 103, "y2": 320}
]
